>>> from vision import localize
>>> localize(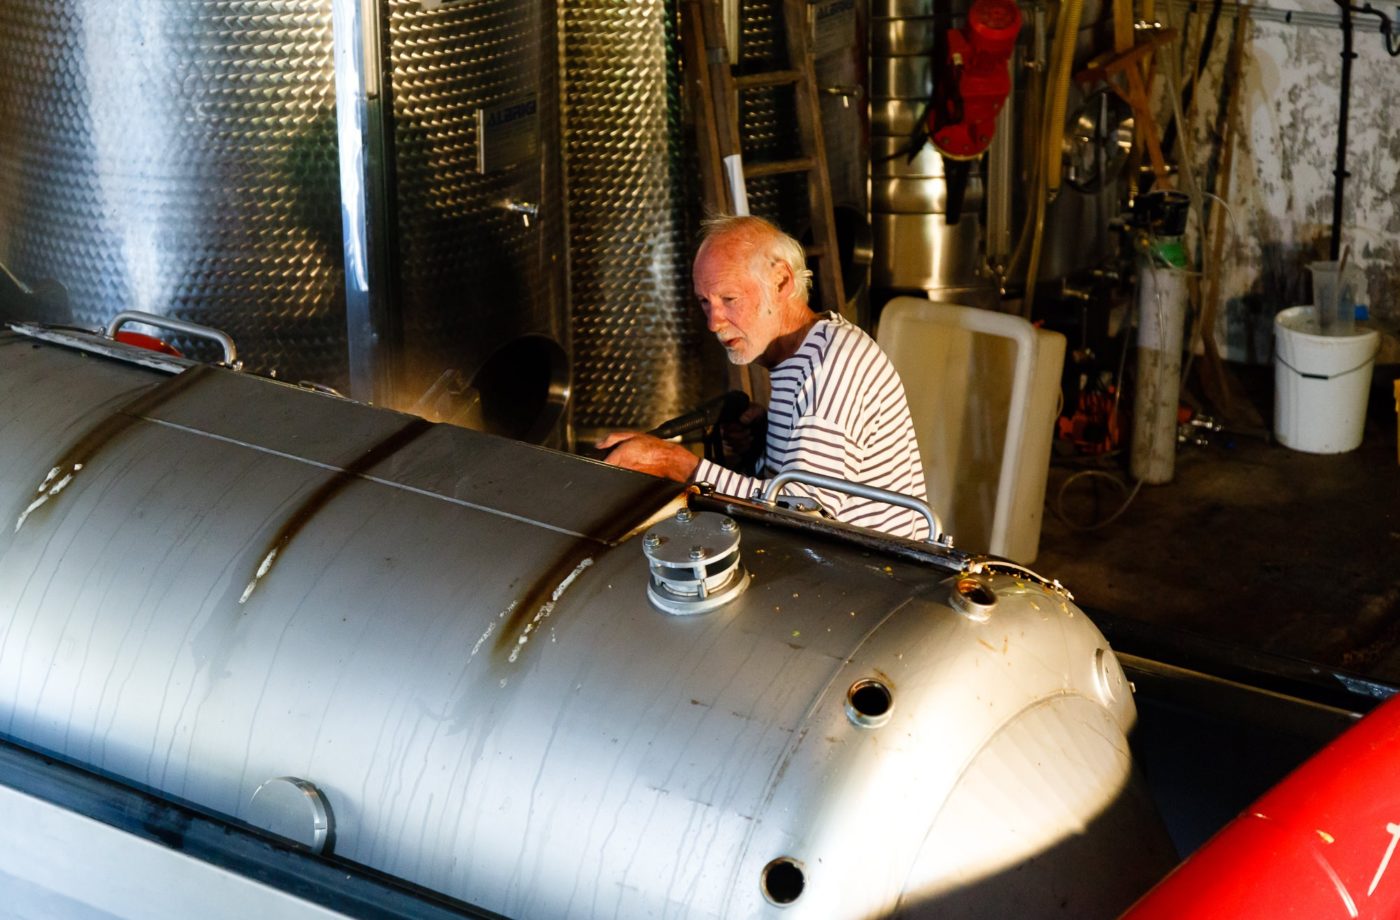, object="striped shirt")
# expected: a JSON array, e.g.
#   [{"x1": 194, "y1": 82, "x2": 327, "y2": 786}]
[{"x1": 694, "y1": 314, "x2": 930, "y2": 539}]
